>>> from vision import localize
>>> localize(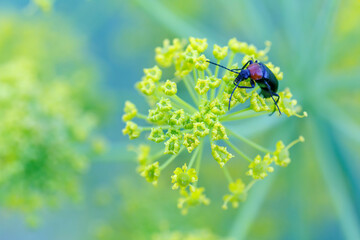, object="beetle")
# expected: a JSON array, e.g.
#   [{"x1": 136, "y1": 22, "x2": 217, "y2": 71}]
[{"x1": 207, "y1": 60, "x2": 281, "y2": 115}]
